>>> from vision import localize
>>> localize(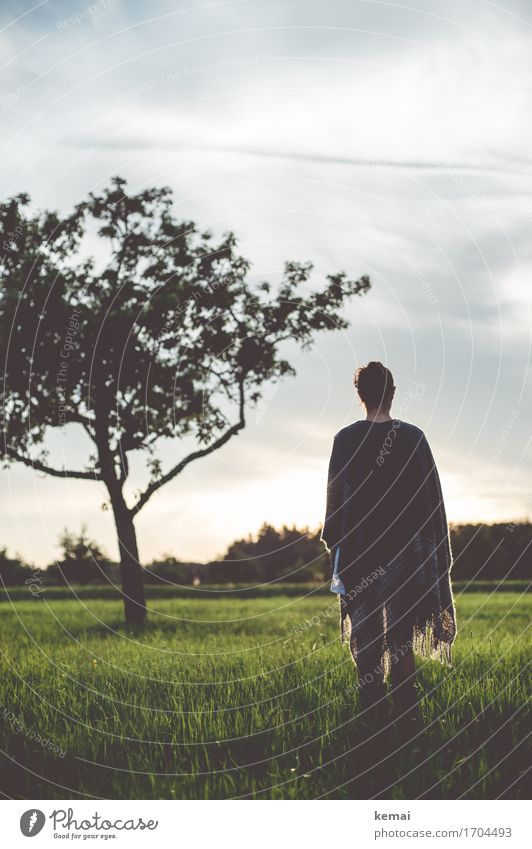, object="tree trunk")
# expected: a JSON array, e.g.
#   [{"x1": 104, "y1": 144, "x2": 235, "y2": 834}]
[{"x1": 112, "y1": 499, "x2": 147, "y2": 625}]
